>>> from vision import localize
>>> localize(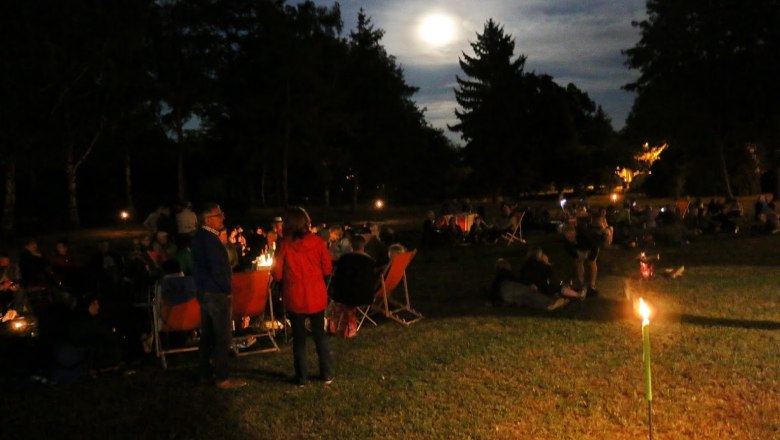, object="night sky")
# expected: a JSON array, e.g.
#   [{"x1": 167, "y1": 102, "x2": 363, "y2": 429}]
[{"x1": 310, "y1": 0, "x2": 647, "y2": 143}]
